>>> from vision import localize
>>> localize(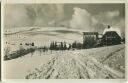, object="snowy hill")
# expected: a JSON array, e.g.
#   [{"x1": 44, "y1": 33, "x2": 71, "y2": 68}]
[{"x1": 4, "y1": 44, "x2": 125, "y2": 79}]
